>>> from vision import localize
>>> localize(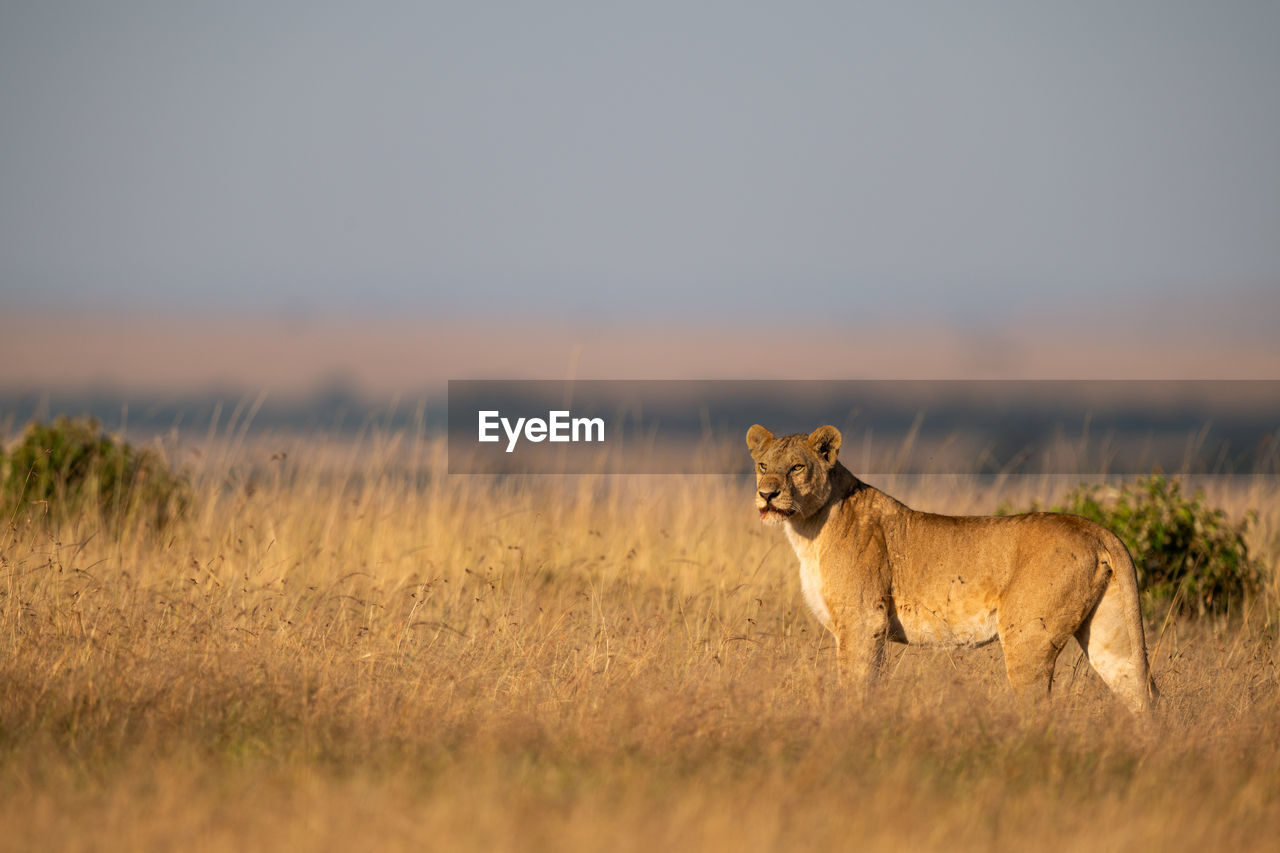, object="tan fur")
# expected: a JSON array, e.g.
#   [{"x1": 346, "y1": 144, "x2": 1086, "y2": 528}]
[{"x1": 747, "y1": 424, "x2": 1156, "y2": 713}]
